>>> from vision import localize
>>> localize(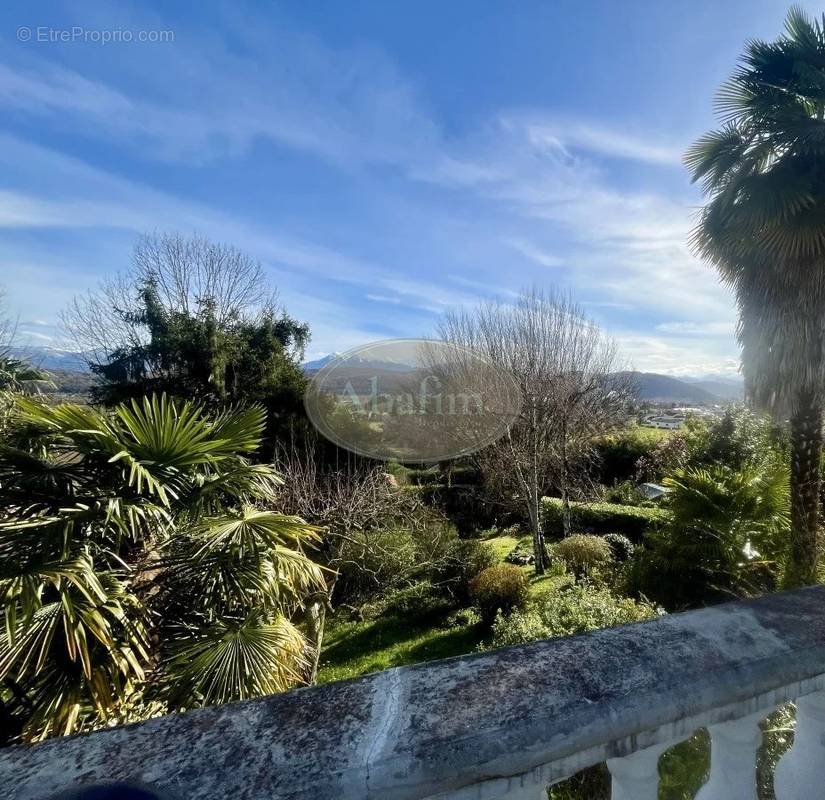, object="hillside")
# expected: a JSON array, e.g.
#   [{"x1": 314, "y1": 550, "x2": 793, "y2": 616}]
[
  {"x1": 683, "y1": 376, "x2": 744, "y2": 402},
  {"x1": 616, "y1": 371, "x2": 721, "y2": 404}
]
